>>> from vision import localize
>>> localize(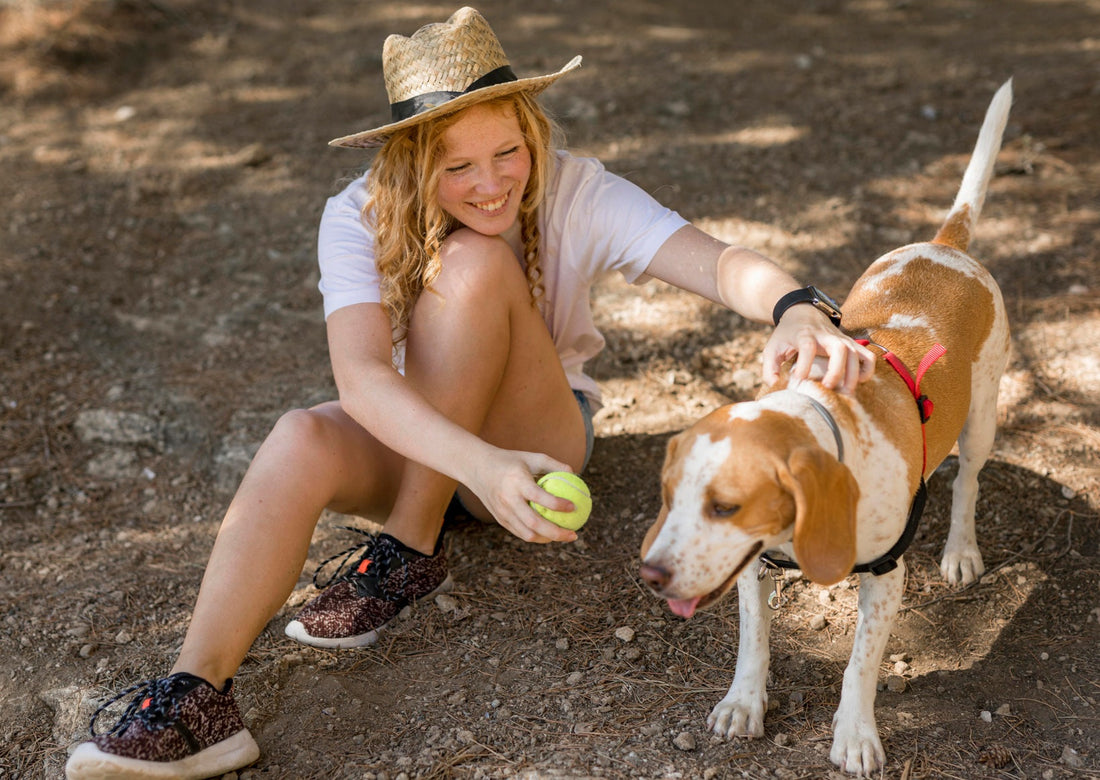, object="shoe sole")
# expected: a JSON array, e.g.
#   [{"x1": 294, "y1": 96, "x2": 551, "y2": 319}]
[
  {"x1": 64, "y1": 728, "x2": 259, "y2": 780},
  {"x1": 283, "y1": 574, "x2": 454, "y2": 649}
]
